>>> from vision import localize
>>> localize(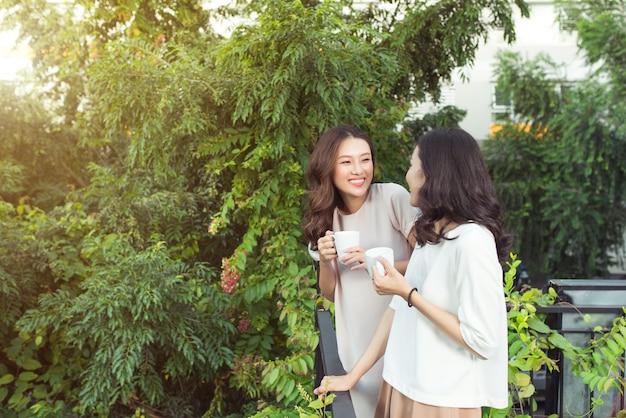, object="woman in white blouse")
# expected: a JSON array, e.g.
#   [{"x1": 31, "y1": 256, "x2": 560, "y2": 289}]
[{"x1": 314, "y1": 127, "x2": 513, "y2": 418}]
